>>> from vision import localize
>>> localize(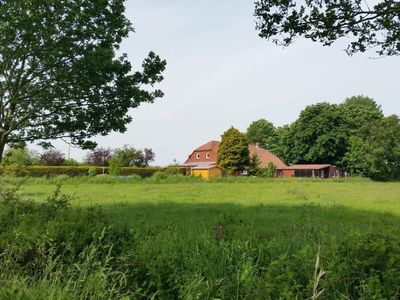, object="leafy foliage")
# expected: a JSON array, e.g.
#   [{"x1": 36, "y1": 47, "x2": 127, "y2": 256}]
[
  {"x1": 366, "y1": 115, "x2": 400, "y2": 181},
  {"x1": 217, "y1": 127, "x2": 250, "y2": 174},
  {"x1": 113, "y1": 145, "x2": 155, "y2": 167},
  {"x1": 246, "y1": 95, "x2": 400, "y2": 180},
  {"x1": 246, "y1": 119, "x2": 279, "y2": 153},
  {"x1": 340, "y1": 136, "x2": 374, "y2": 176},
  {"x1": 1, "y1": 146, "x2": 39, "y2": 169},
  {"x1": 0, "y1": 0, "x2": 166, "y2": 162},
  {"x1": 285, "y1": 102, "x2": 349, "y2": 165},
  {"x1": 108, "y1": 156, "x2": 123, "y2": 176},
  {"x1": 254, "y1": 0, "x2": 400, "y2": 56},
  {"x1": 40, "y1": 149, "x2": 66, "y2": 166},
  {"x1": 248, "y1": 153, "x2": 262, "y2": 175},
  {"x1": 86, "y1": 147, "x2": 113, "y2": 166}
]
